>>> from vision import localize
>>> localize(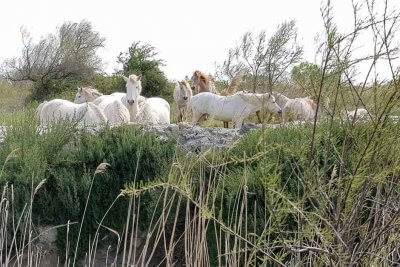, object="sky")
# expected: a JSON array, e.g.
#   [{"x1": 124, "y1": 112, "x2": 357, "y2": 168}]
[{"x1": 0, "y1": 0, "x2": 398, "y2": 81}]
